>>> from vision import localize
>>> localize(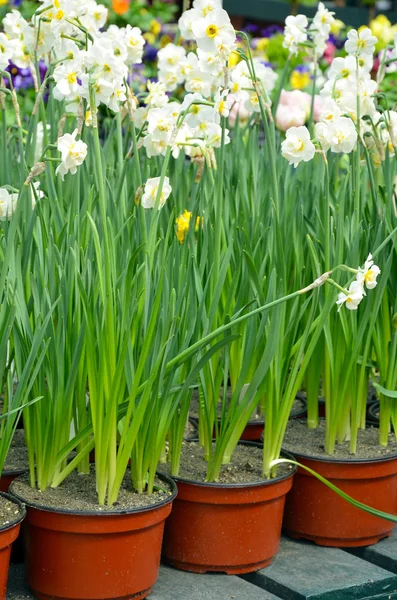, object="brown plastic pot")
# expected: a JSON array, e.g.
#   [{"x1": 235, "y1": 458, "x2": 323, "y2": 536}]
[
  {"x1": 10, "y1": 473, "x2": 177, "y2": 600},
  {"x1": 0, "y1": 492, "x2": 26, "y2": 597},
  {"x1": 283, "y1": 450, "x2": 397, "y2": 547},
  {"x1": 162, "y1": 446, "x2": 296, "y2": 574}
]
